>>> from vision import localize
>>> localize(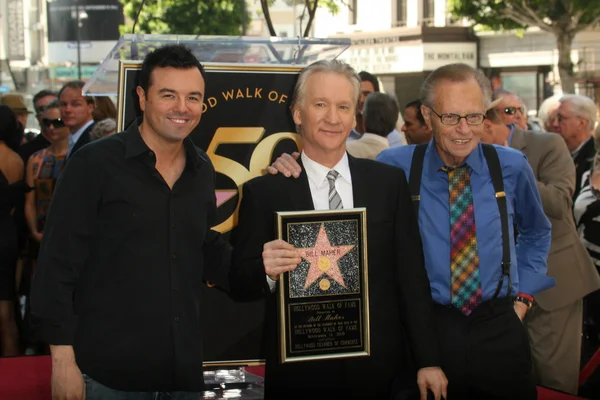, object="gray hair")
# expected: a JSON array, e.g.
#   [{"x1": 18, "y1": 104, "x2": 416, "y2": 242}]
[
  {"x1": 420, "y1": 63, "x2": 492, "y2": 109},
  {"x1": 559, "y1": 94, "x2": 597, "y2": 132},
  {"x1": 89, "y1": 118, "x2": 117, "y2": 141},
  {"x1": 292, "y1": 60, "x2": 360, "y2": 109},
  {"x1": 537, "y1": 95, "x2": 562, "y2": 129},
  {"x1": 363, "y1": 92, "x2": 399, "y2": 137}
]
